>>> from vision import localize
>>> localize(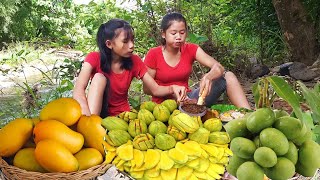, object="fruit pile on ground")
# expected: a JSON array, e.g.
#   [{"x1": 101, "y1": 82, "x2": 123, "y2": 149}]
[
  {"x1": 102, "y1": 99, "x2": 233, "y2": 179},
  {"x1": 0, "y1": 97, "x2": 232, "y2": 179},
  {"x1": 224, "y1": 108, "x2": 320, "y2": 180},
  {"x1": 0, "y1": 98, "x2": 108, "y2": 173}
]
